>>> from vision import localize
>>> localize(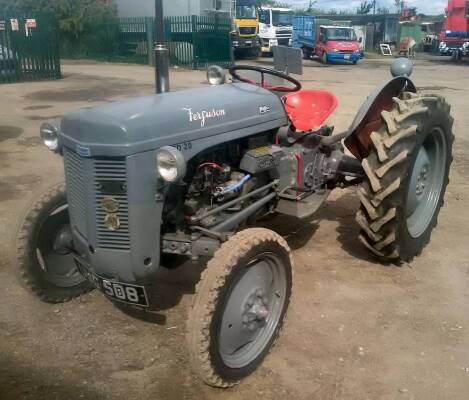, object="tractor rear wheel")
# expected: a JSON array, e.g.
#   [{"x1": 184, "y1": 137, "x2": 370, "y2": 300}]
[
  {"x1": 356, "y1": 92, "x2": 454, "y2": 263},
  {"x1": 186, "y1": 228, "x2": 293, "y2": 387}
]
